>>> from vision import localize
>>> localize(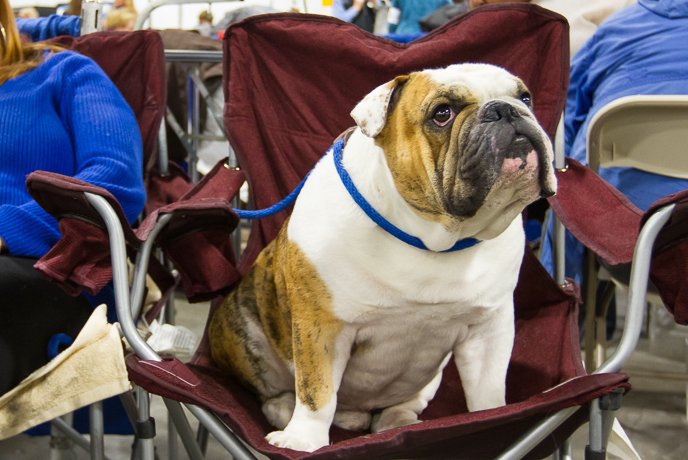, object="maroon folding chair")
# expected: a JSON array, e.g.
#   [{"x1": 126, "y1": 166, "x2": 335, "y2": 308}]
[
  {"x1": 5, "y1": 30, "x2": 167, "y2": 458},
  {"x1": 26, "y1": 35, "x2": 238, "y2": 458},
  {"x1": 121, "y1": 6, "x2": 628, "y2": 459}
]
